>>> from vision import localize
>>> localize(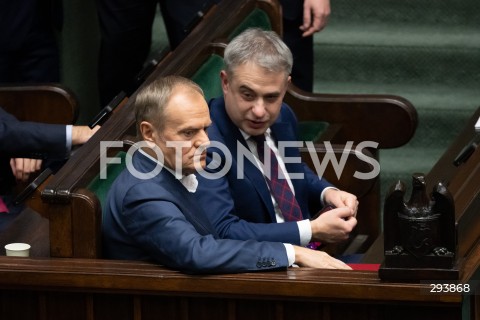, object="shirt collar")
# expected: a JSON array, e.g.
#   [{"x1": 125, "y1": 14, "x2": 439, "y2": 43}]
[
  {"x1": 240, "y1": 128, "x2": 272, "y2": 142},
  {"x1": 138, "y1": 149, "x2": 198, "y2": 193}
]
